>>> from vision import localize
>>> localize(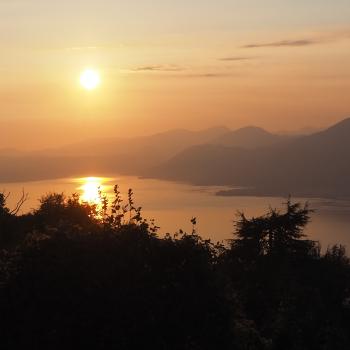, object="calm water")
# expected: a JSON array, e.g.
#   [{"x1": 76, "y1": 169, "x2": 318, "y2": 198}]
[{"x1": 2, "y1": 175, "x2": 350, "y2": 249}]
